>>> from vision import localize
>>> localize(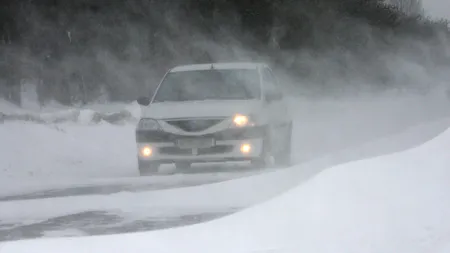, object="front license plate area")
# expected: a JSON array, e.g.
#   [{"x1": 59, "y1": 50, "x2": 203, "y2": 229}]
[{"x1": 176, "y1": 138, "x2": 215, "y2": 149}]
